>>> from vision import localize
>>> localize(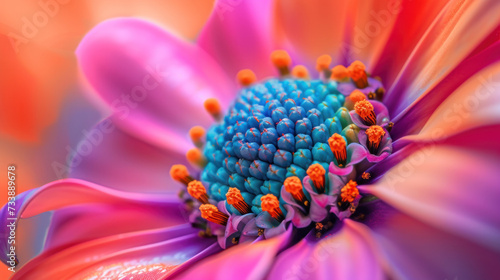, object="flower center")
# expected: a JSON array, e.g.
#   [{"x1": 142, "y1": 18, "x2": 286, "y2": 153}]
[{"x1": 169, "y1": 51, "x2": 394, "y2": 247}]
